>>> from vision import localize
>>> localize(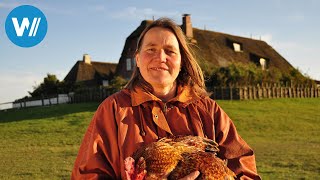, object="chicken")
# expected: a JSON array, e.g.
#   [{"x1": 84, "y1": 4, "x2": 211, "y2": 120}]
[{"x1": 125, "y1": 135, "x2": 236, "y2": 180}]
